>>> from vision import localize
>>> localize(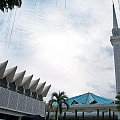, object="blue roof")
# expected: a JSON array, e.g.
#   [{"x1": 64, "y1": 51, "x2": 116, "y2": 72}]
[{"x1": 66, "y1": 92, "x2": 114, "y2": 105}]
